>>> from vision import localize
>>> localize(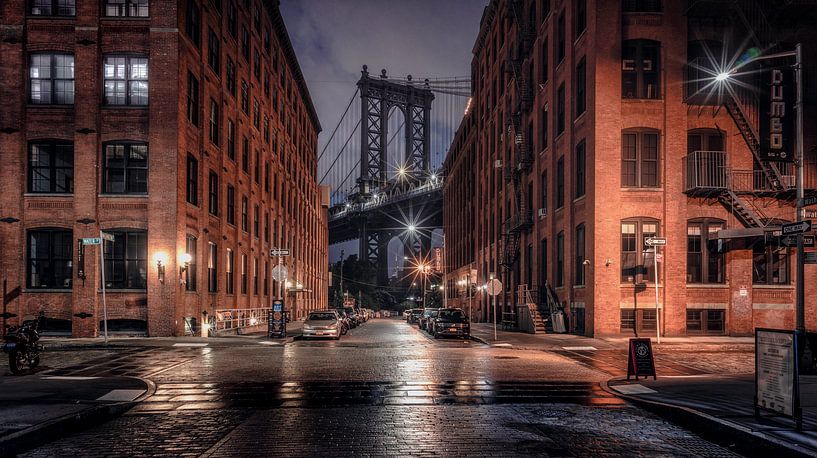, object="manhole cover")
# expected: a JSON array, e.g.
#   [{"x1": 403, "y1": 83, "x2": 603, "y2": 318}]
[{"x1": 494, "y1": 356, "x2": 520, "y2": 360}]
